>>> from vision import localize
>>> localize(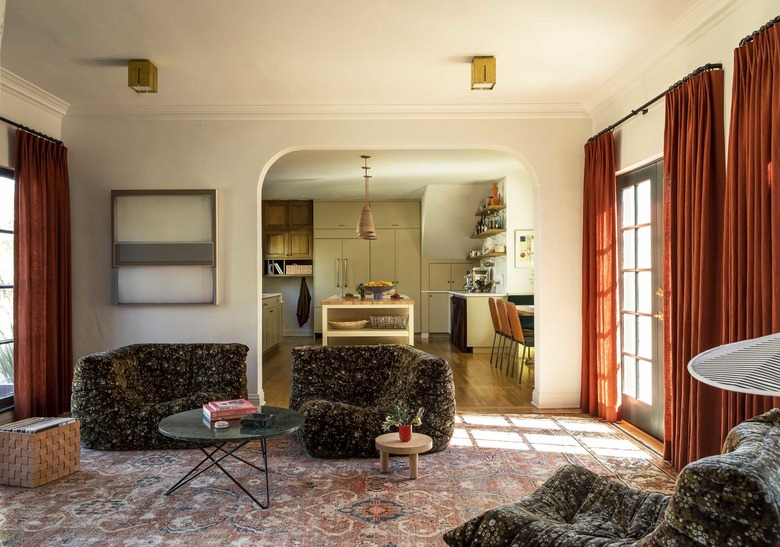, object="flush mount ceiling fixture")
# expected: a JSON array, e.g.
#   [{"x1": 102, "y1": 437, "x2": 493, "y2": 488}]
[
  {"x1": 128, "y1": 59, "x2": 158, "y2": 93},
  {"x1": 356, "y1": 155, "x2": 377, "y2": 240},
  {"x1": 471, "y1": 56, "x2": 496, "y2": 90}
]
